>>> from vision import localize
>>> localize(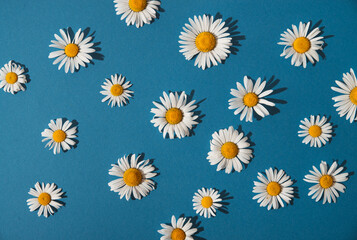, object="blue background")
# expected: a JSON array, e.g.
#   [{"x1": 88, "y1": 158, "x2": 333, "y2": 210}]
[{"x1": 0, "y1": 0, "x2": 356, "y2": 239}]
